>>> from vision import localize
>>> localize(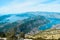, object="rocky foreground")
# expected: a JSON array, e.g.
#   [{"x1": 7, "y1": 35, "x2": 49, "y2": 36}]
[{"x1": 25, "y1": 24, "x2": 60, "y2": 40}]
